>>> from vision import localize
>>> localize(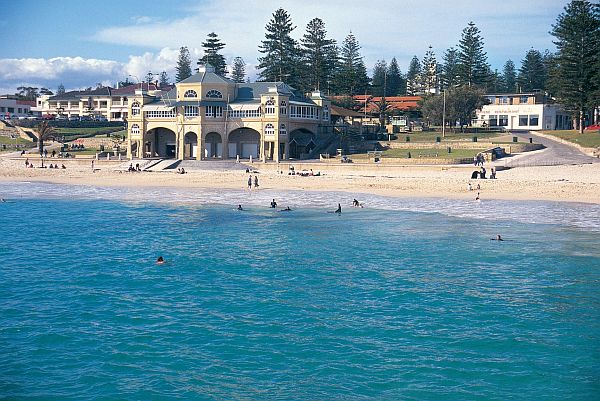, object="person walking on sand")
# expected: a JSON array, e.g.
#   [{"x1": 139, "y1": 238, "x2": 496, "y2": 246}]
[
  {"x1": 247, "y1": 175, "x2": 252, "y2": 190},
  {"x1": 91, "y1": 160, "x2": 95, "y2": 172},
  {"x1": 254, "y1": 175, "x2": 259, "y2": 189}
]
